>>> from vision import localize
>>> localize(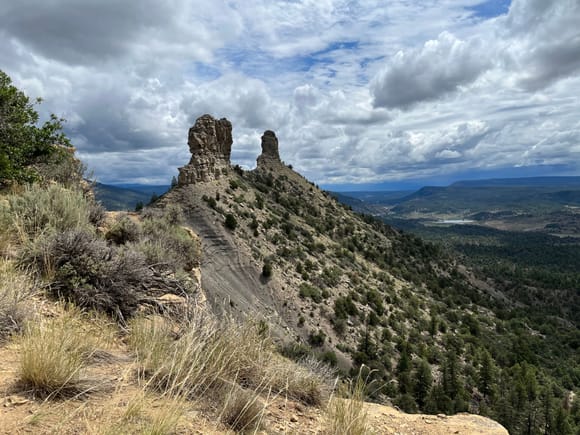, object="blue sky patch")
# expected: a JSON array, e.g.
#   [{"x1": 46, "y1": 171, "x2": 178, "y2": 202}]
[
  {"x1": 186, "y1": 62, "x2": 221, "y2": 81},
  {"x1": 467, "y1": 0, "x2": 511, "y2": 19}
]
